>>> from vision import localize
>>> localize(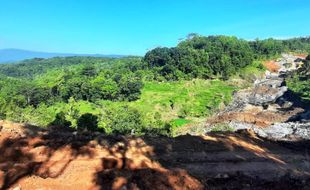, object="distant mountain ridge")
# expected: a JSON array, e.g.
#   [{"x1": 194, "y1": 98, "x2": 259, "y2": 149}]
[{"x1": 0, "y1": 48, "x2": 125, "y2": 63}]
